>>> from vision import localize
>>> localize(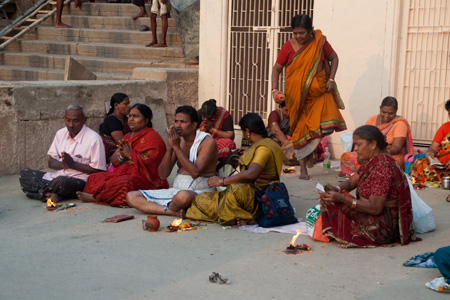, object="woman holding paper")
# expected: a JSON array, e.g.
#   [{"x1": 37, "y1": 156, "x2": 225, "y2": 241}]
[{"x1": 320, "y1": 125, "x2": 417, "y2": 248}]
